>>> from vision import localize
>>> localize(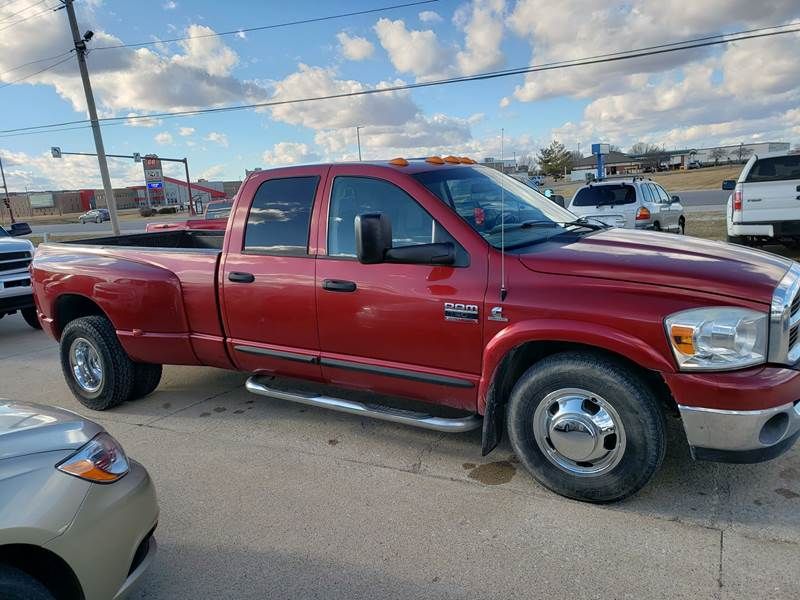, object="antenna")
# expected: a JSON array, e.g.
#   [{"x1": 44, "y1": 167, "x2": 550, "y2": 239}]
[{"x1": 499, "y1": 128, "x2": 507, "y2": 301}]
